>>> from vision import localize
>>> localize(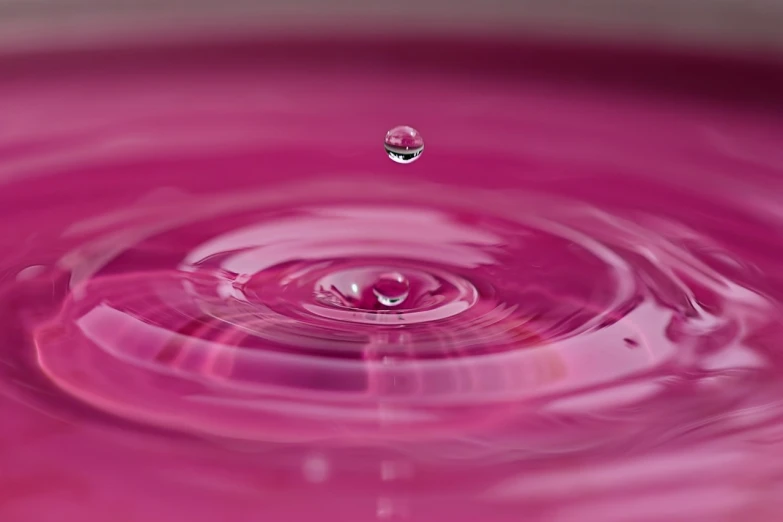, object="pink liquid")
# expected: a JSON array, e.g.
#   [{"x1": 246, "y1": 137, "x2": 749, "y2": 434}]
[{"x1": 2, "y1": 37, "x2": 783, "y2": 521}]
